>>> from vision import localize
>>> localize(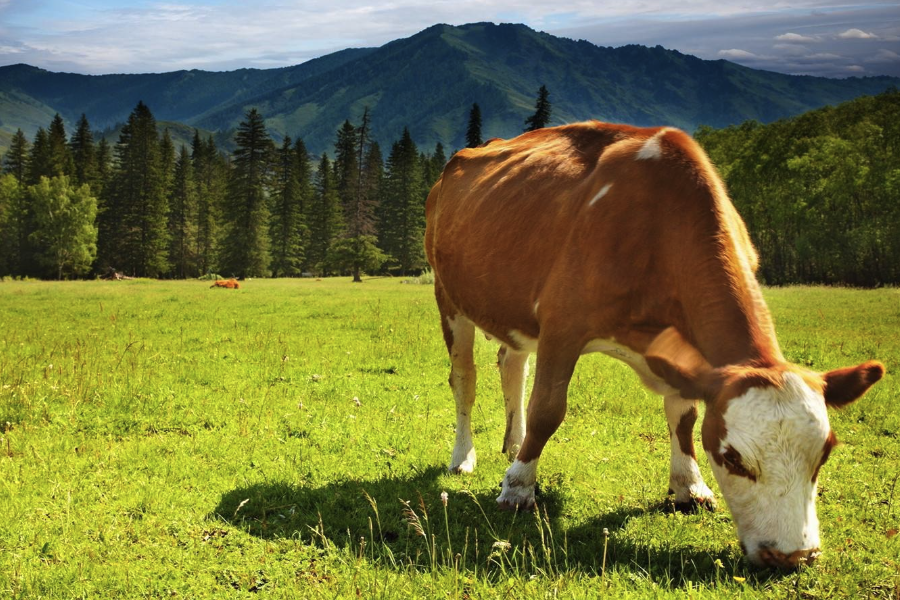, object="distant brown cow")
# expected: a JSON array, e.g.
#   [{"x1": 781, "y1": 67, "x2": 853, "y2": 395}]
[
  {"x1": 210, "y1": 279, "x2": 240, "y2": 289},
  {"x1": 424, "y1": 121, "x2": 883, "y2": 569}
]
